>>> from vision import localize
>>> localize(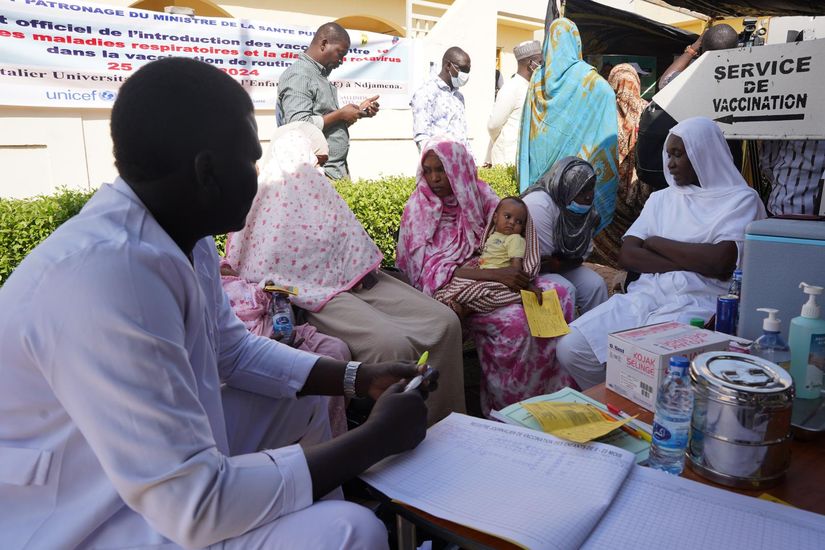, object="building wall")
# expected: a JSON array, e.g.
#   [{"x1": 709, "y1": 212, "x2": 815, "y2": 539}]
[
  {"x1": 2, "y1": 0, "x2": 496, "y2": 197},
  {"x1": 0, "y1": 0, "x2": 693, "y2": 198},
  {"x1": 595, "y1": 0, "x2": 697, "y2": 25},
  {"x1": 497, "y1": 24, "x2": 534, "y2": 83}
]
